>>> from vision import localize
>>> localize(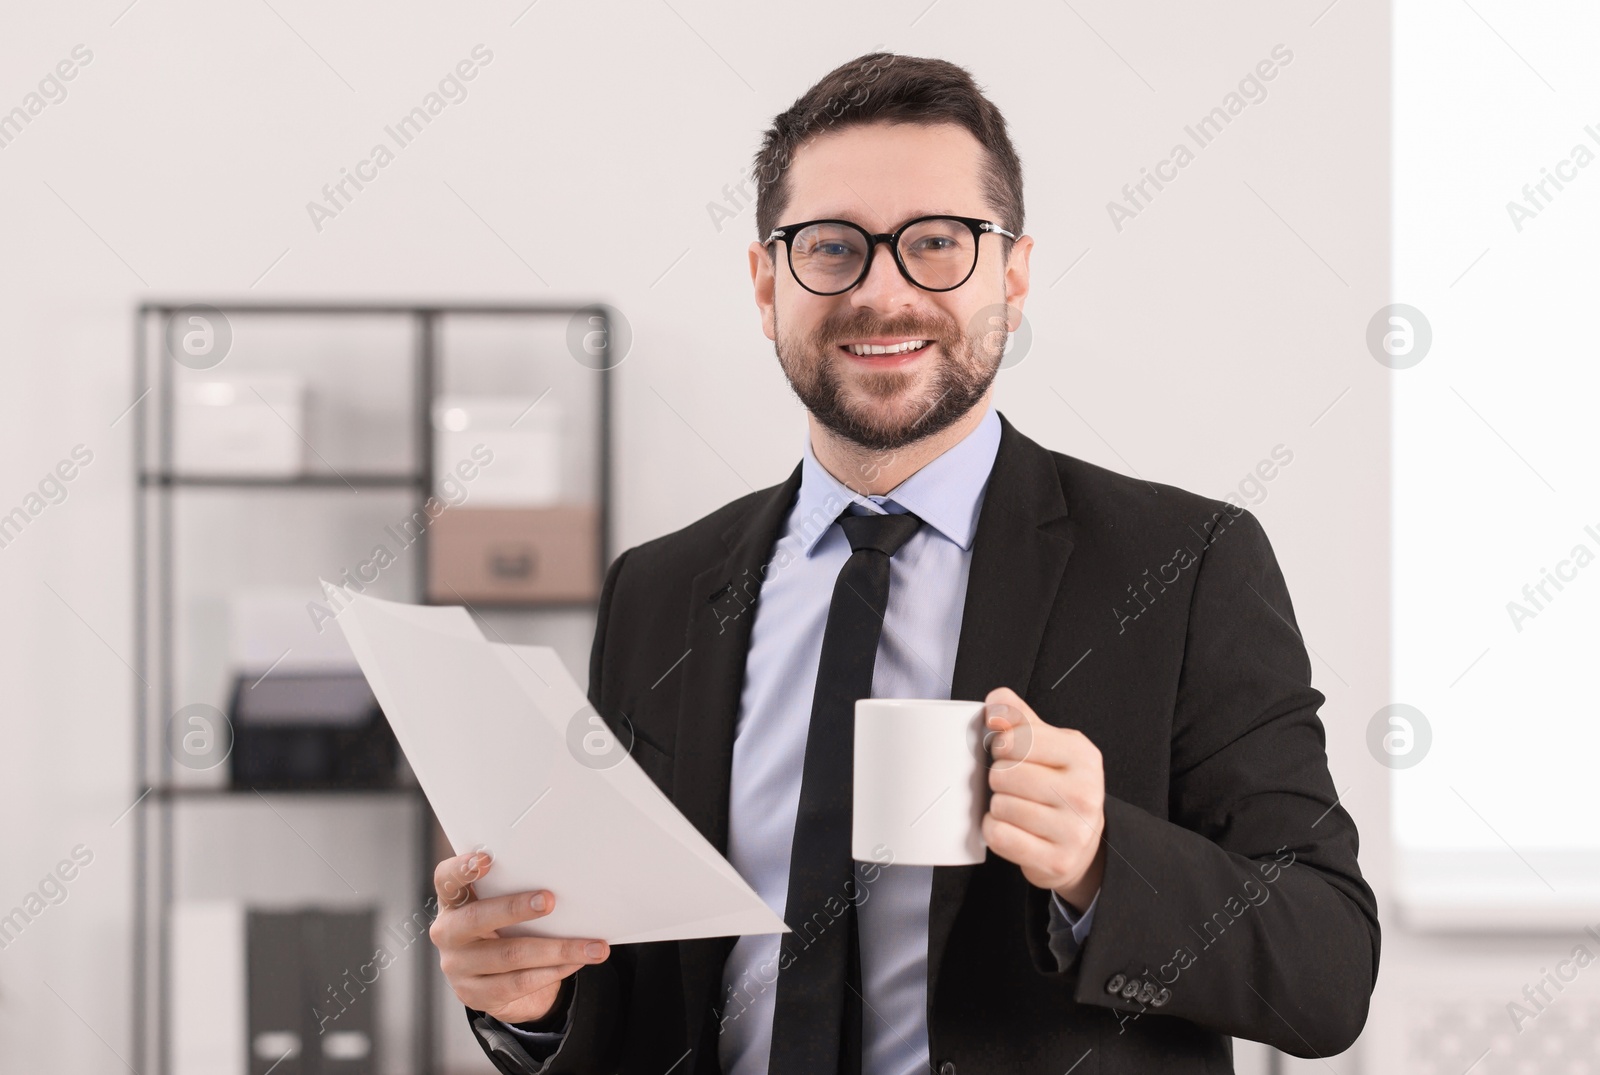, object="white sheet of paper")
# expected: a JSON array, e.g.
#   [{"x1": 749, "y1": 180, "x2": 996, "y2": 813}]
[{"x1": 334, "y1": 592, "x2": 789, "y2": 945}]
